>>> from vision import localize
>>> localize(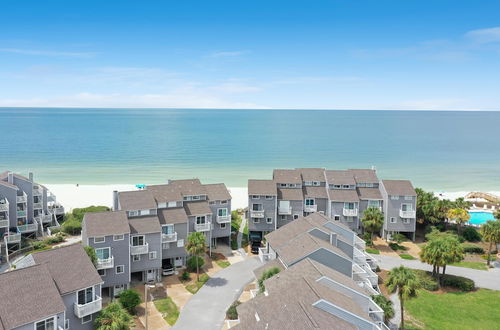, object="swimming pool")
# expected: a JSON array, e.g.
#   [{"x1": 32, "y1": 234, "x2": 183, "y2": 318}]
[{"x1": 468, "y1": 211, "x2": 495, "y2": 225}]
